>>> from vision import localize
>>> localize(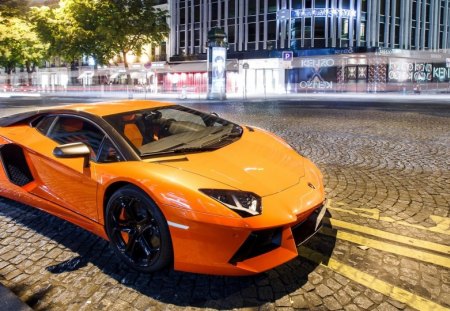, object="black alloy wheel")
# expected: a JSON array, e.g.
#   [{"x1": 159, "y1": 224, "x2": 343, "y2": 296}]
[{"x1": 105, "y1": 185, "x2": 172, "y2": 272}]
